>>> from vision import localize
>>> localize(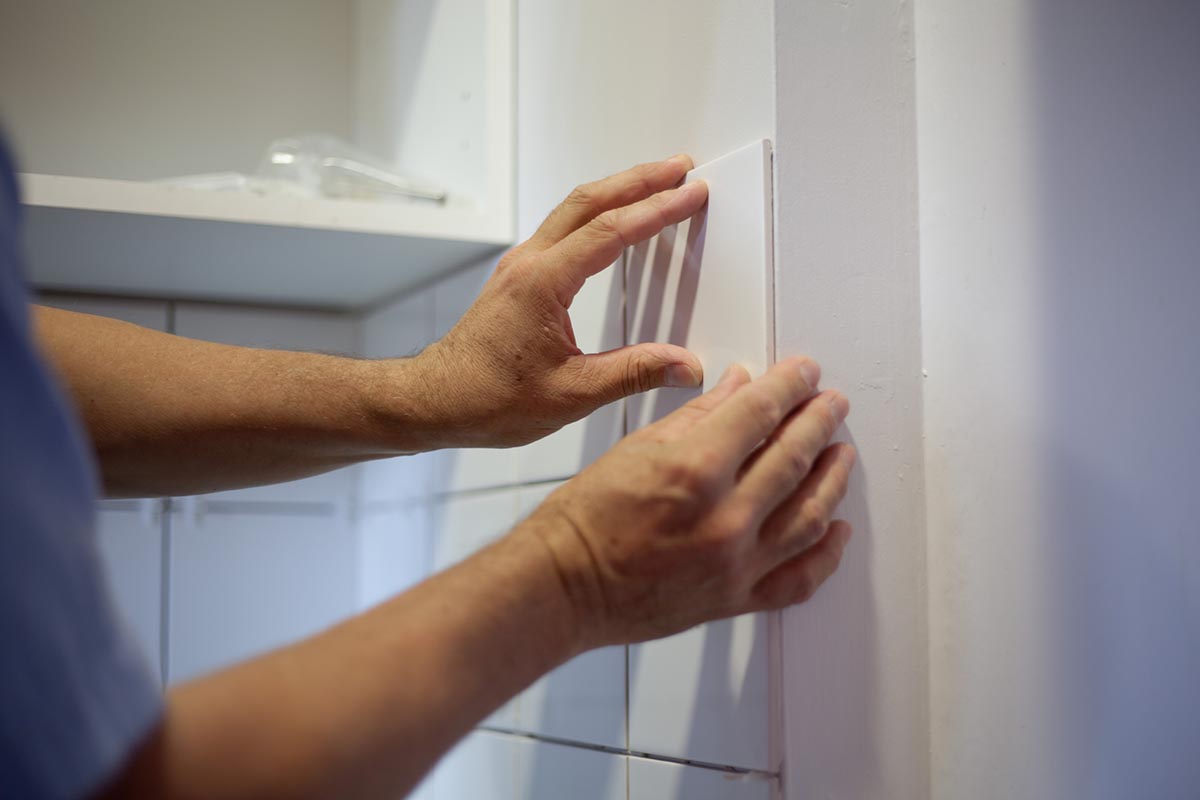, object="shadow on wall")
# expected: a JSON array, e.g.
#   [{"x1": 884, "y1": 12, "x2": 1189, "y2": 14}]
[
  {"x1": 1032, "y1": 1, "x2": 1200, "y2": 796},
  {"x1": 527, "y1": 202, "x2": 751, "y2": 800}
]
